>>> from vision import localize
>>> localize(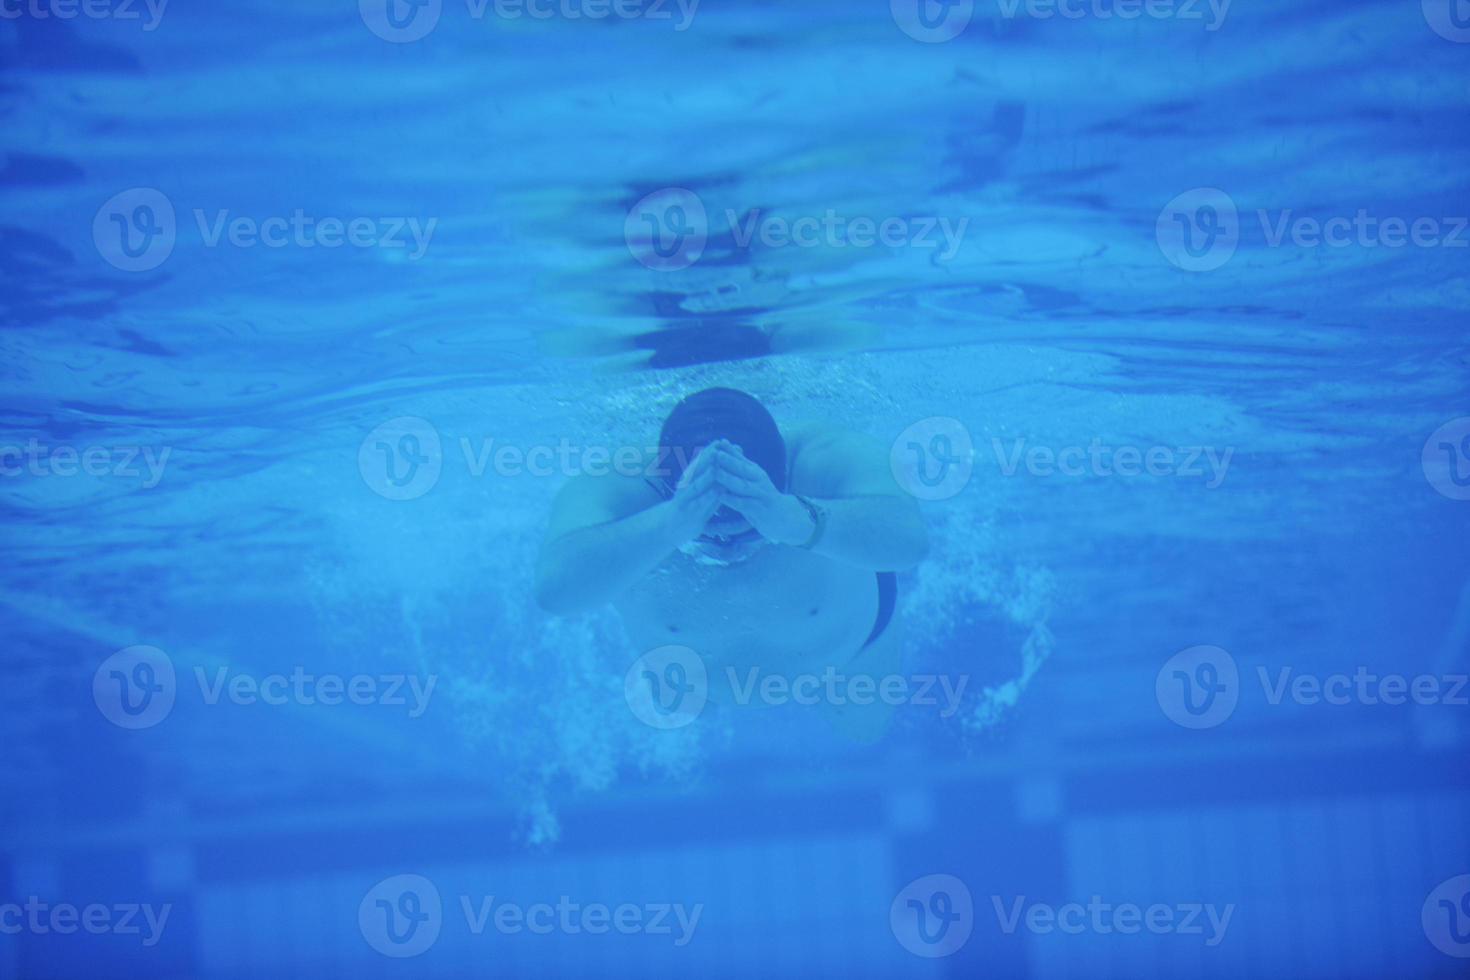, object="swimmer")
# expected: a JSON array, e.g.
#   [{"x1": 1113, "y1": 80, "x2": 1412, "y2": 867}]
[{"x1": 535, "y1": 388, "x2": 929, "y2": 740}]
